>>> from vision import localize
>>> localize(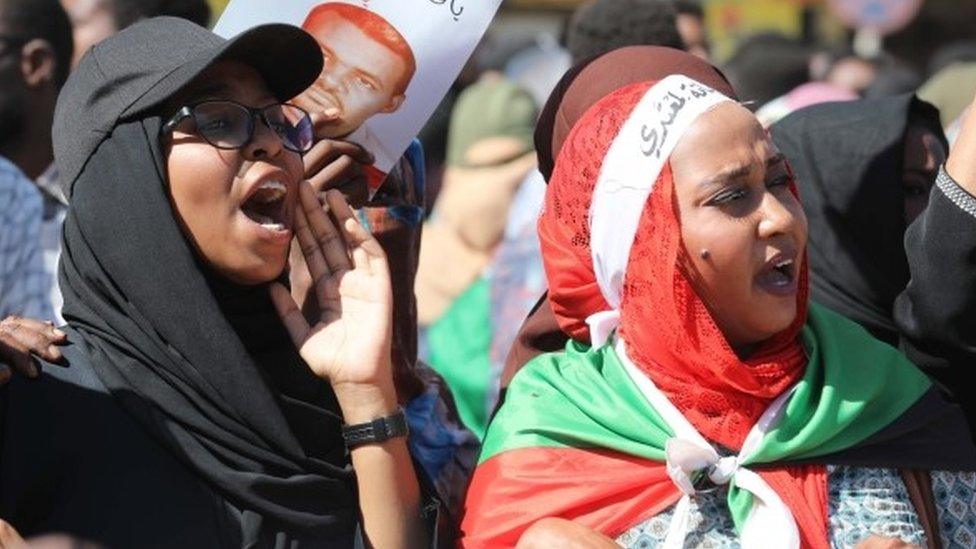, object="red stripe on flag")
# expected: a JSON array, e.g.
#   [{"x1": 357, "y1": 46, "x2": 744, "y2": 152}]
[{"x1": 460, "y1": 446, "x2": 681, "y2": 547}]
